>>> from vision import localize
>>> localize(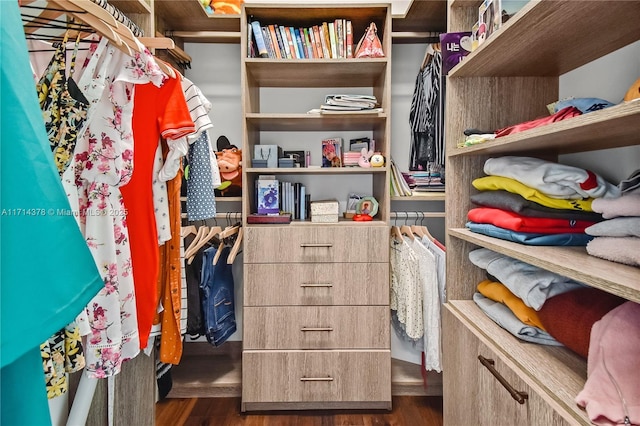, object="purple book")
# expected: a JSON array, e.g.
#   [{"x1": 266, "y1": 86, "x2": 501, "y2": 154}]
[{"x1": 439, "y1": 32, "x2": 473, "y2": 75}]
